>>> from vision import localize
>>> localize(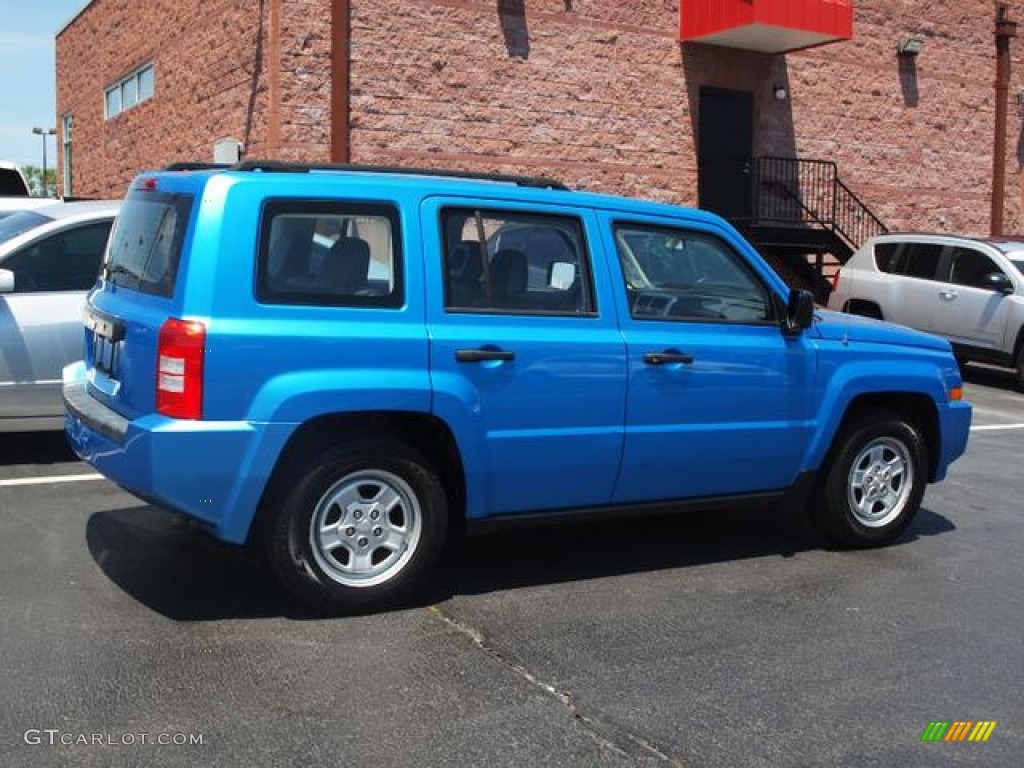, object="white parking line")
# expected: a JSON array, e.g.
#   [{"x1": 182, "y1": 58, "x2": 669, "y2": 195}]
[
  {"x1": 971, "y1": 423, "x2": 1024, "y2": 432},
  {"x1": 0, "y1": 473, "x2": 103, "y2": 488}
]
